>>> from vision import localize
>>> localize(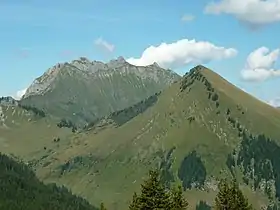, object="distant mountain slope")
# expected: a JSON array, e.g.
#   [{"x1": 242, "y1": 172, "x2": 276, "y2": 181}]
[
  {"x1": 25, "y1": 65, "x2": 278, "y2": 209},
  {"x1": 20, "y1": 57, "x2": 180, "y2": 126},
  {"x1": 1, "y1": 65, "x2": 279, "y2": 209},
  {"x1": 0, "y1": 153, "x2": 97, "y2": 210},
  {"x1": 0, "y1": 100, "x2": 73, "y2": 159}
]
